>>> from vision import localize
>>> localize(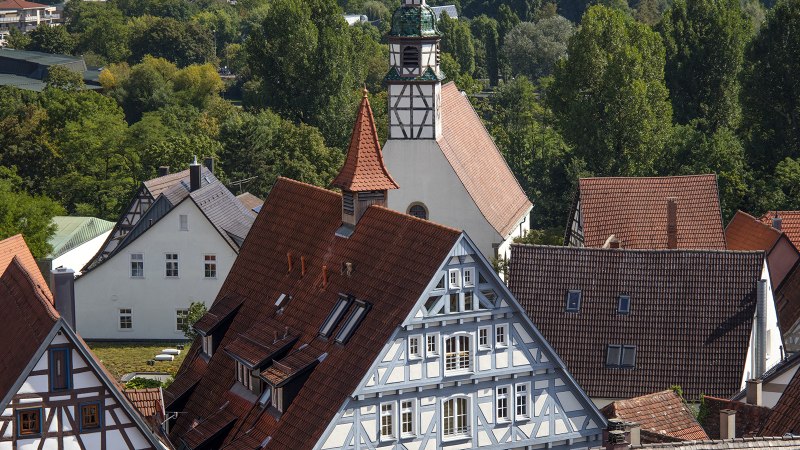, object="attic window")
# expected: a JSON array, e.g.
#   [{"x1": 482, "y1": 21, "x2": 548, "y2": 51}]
[
  {"x1": 319, "y1": 294, "x2": 352, "y2": 338},
  {"x1": 335, "y1": 300, "x2": 371, "y2": 344},
  {"x1": 565, "y1": 290, "x2": 581, "y2": 312},
  {"x1": 617, "y1": 295, "x2": 631, "y2": 314},
  {"x1": 343, "y1": 192, "x2": 354, "y2": 215},
  {"x1": 402, "y1": 45, "x2": 420, "y2": 68},
  {"x1": 606, "y1": 344, "x2": 637, "y2": 369}
]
